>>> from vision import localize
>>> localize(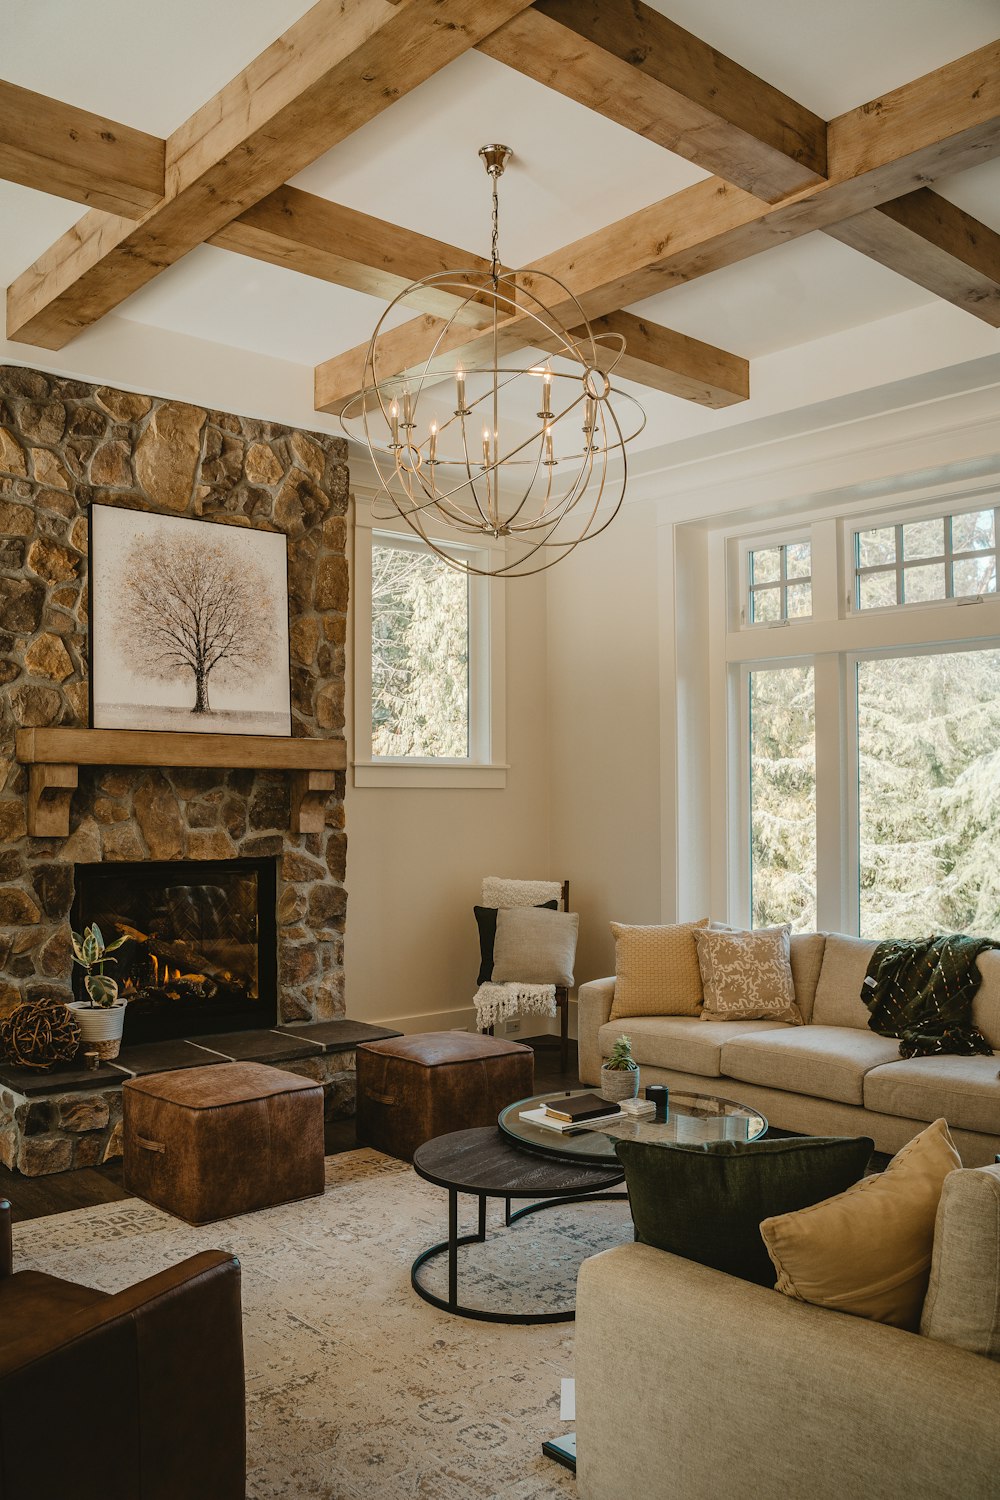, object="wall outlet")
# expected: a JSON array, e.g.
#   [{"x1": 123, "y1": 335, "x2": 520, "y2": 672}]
[{"x1": 506, "y1": 1019, "x2": 521, "y2": 1034}]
